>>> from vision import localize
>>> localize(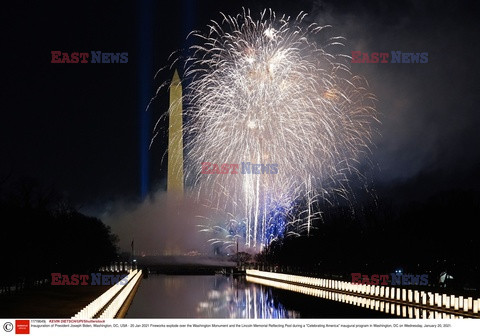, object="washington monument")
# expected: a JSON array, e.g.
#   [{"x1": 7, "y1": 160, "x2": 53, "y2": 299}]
[{"x1": 167, "y1": 70, "x2": 184, "y2": 193}]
